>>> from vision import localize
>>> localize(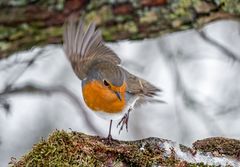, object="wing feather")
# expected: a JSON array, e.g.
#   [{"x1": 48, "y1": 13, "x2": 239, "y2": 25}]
[
  {"x1": 63, "y1": 16, "x2": 121, "y2": 79},
  {"x1": 122, "y1": 68, "x2": 161, "y2": 96},
  {"x1": 122, "y1": 68, "x2": 164, "y2": 107}
]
